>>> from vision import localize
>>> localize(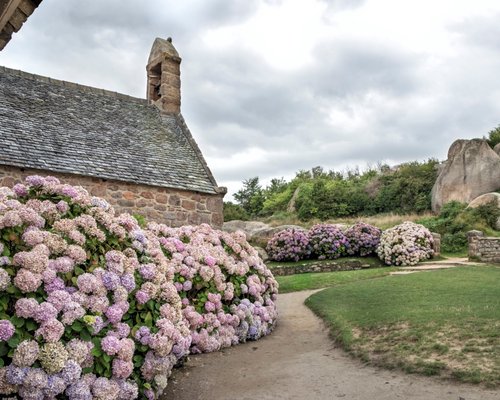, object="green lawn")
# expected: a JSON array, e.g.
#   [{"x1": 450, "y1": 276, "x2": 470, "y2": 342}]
[
  {"x1": 305, "y1": 266, "x2": 500, "y2": 386},
  {"x1": 275, "y1": 266, "x2": 396, "y2": 293}
]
